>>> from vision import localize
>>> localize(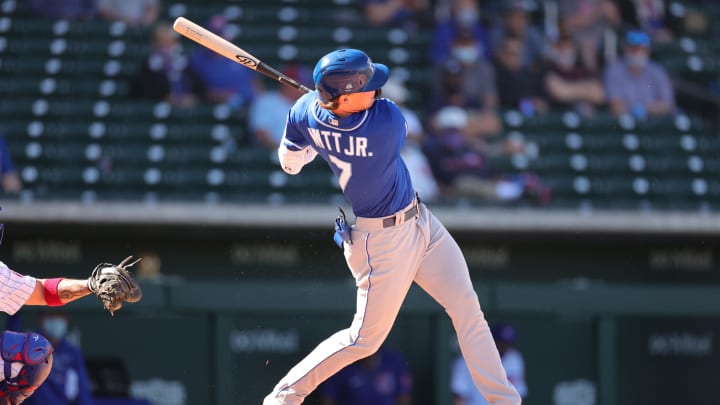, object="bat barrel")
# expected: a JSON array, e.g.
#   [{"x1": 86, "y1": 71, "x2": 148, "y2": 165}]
[{"x1": 173, "y1": 17, "x2": 312, "y2": 94}]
